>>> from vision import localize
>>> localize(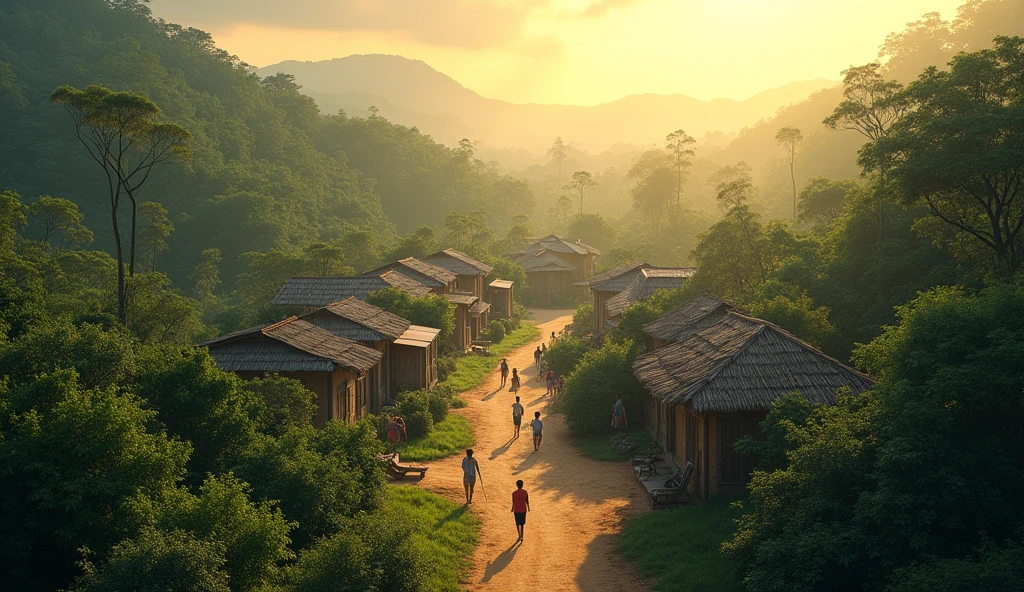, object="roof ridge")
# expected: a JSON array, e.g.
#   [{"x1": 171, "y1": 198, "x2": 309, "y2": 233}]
[
  {"x1": 678, "y1": 317, "x2": 764, "y2": 406},
  {"x1": 262, "y1": 316, "x2": 298, "y2": 334}
]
